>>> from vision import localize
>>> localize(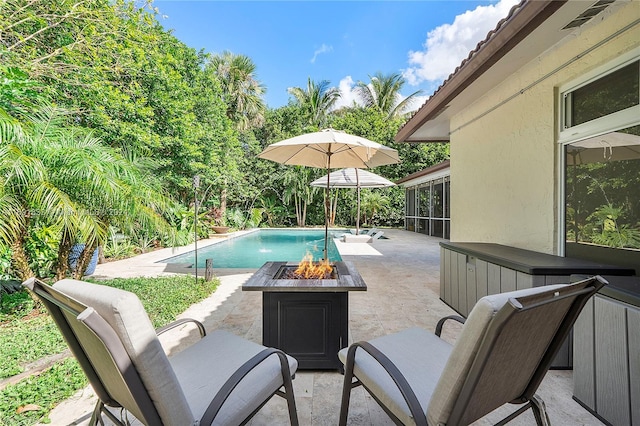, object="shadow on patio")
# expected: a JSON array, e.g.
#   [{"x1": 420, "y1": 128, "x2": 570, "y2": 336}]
[{"x1": 43, "y1": 229, "x2": 604, "y2": 425}]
